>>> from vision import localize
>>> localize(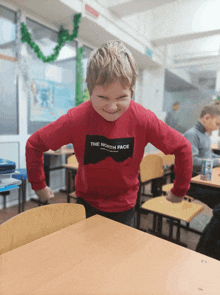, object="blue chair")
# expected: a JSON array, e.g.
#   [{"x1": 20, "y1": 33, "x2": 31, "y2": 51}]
[{"x1": 12, "y1": 169, "x2": 28, "y2": 212}]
